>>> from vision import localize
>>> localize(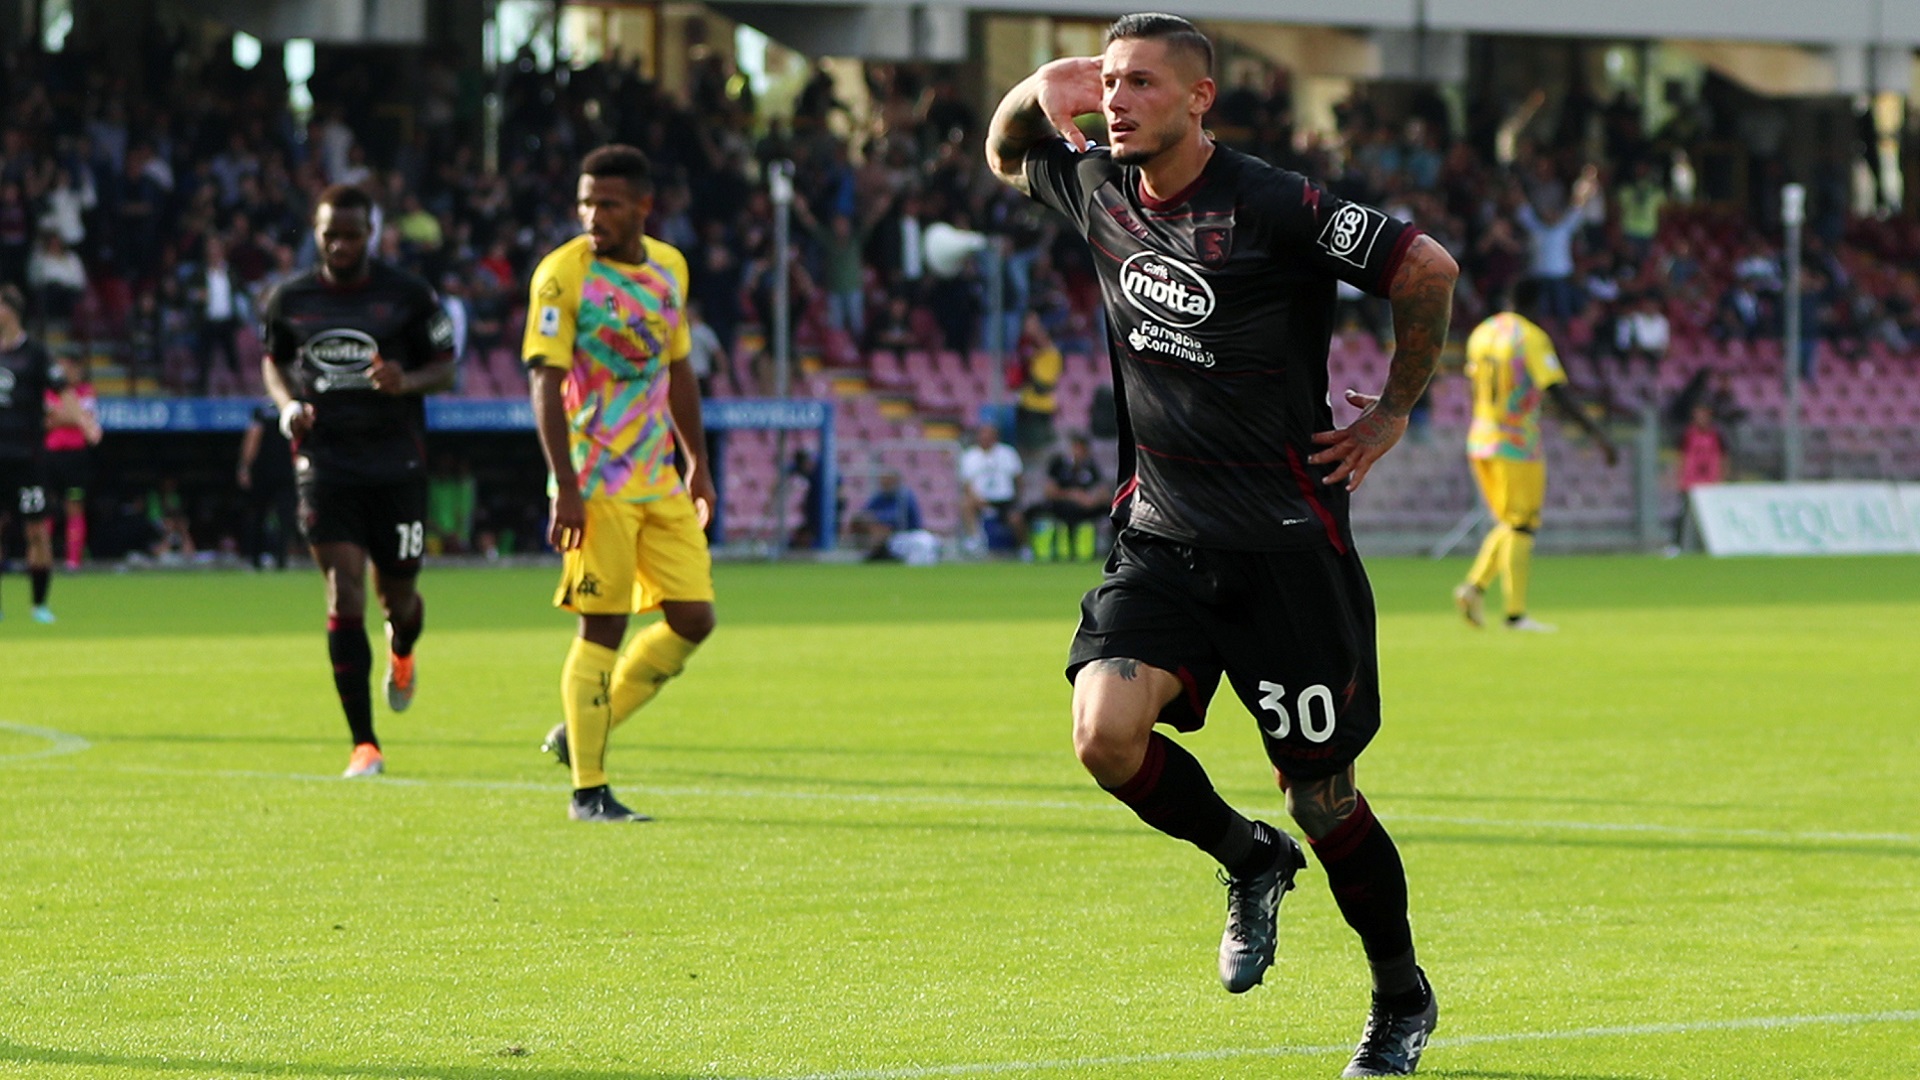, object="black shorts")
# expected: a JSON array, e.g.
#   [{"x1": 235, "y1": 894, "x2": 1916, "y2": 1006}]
[
  {"x1": 44, "y1": 449, "x2": 91, "y2": 500},
  {"x1": 298, "y1": 477, "x2": 428, "y2": 576},
  {"x1": 1066, "y1": 528, "x2": 1381, "y2": 781},
  {"x1": 0, "y1": 457, "x2": 51, "y2": 521}
]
